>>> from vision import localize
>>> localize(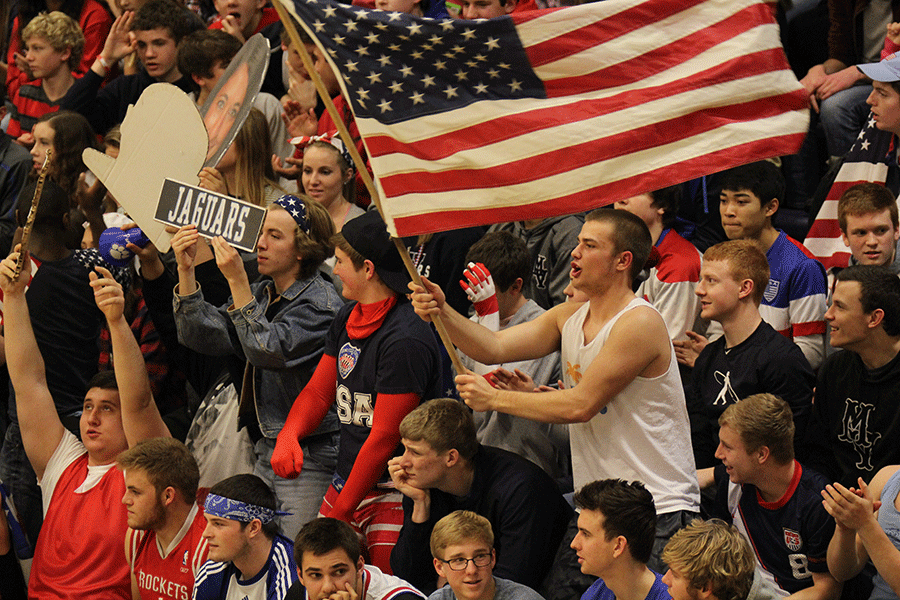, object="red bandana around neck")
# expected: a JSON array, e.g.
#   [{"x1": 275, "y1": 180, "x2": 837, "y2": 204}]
[{"x1": 346, "y1": 295, "x2": 398, "y2": 339}]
